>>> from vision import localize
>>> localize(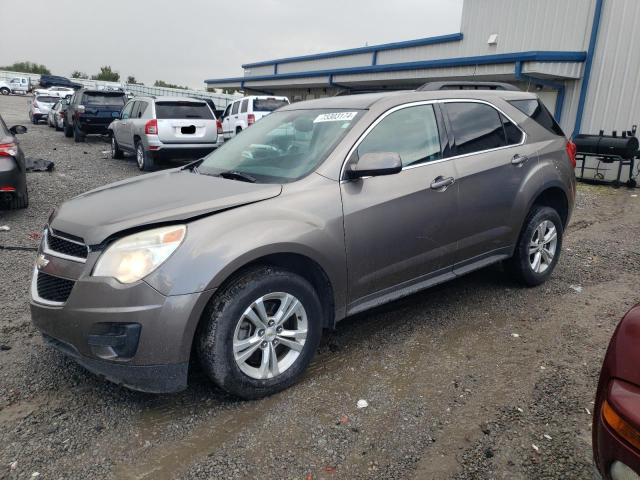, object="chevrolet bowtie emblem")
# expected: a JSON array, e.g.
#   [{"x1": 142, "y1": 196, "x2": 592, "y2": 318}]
[{"x1": 36, "y1": 254, "x2": 49, "y2": 270}]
